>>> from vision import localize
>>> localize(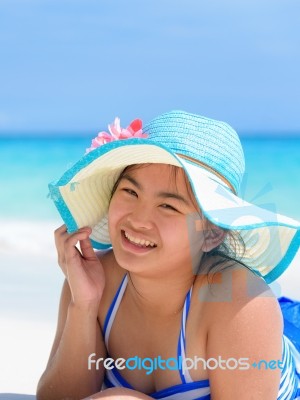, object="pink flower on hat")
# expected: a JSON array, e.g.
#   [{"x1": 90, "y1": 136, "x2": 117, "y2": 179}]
[{"x1": 86, "y1": 117, "x2": 148, "y2": 154}]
